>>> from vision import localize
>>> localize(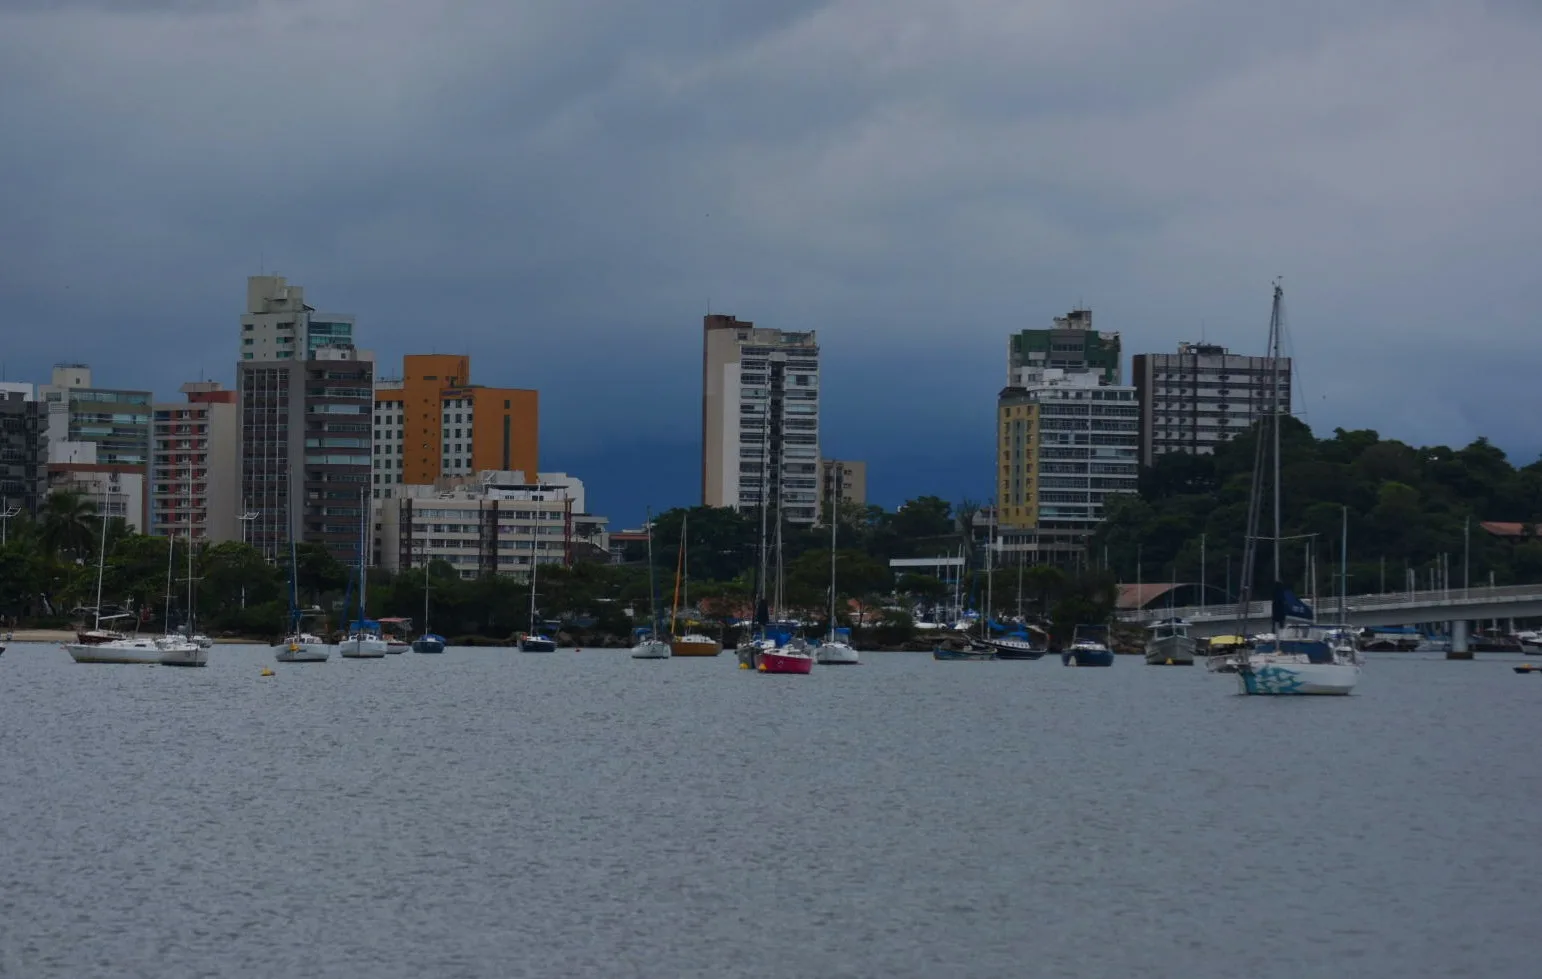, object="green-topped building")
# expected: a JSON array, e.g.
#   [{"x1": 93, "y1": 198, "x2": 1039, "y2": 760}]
[{"x1": 1006, "y1": 309, "x2": 1121, "y2": 384}]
